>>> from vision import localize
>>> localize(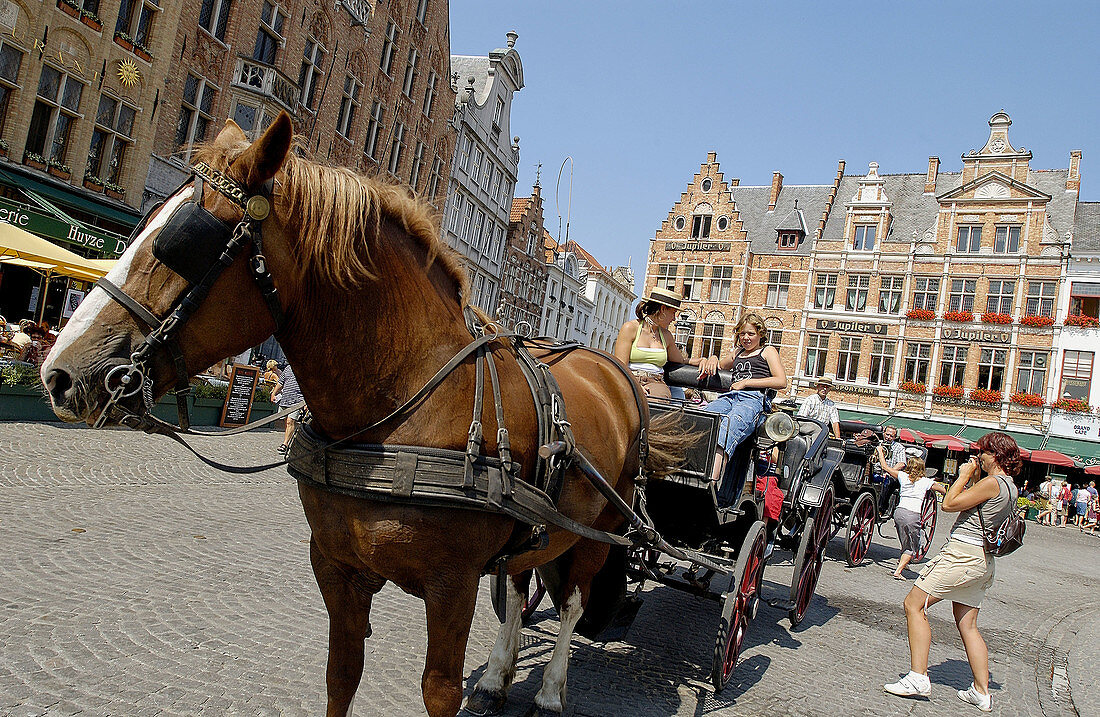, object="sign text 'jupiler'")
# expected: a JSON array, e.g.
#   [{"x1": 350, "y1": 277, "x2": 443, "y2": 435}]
[
  {"x1": 665, "y1": 241, "x2": 732, "y2": 252},
  {"x1": 941, "y1": 327, "x2": 1012, "y2": 344},
  {"x1": 816, "y1": 319, "x2": 888, "y2": 335}
]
